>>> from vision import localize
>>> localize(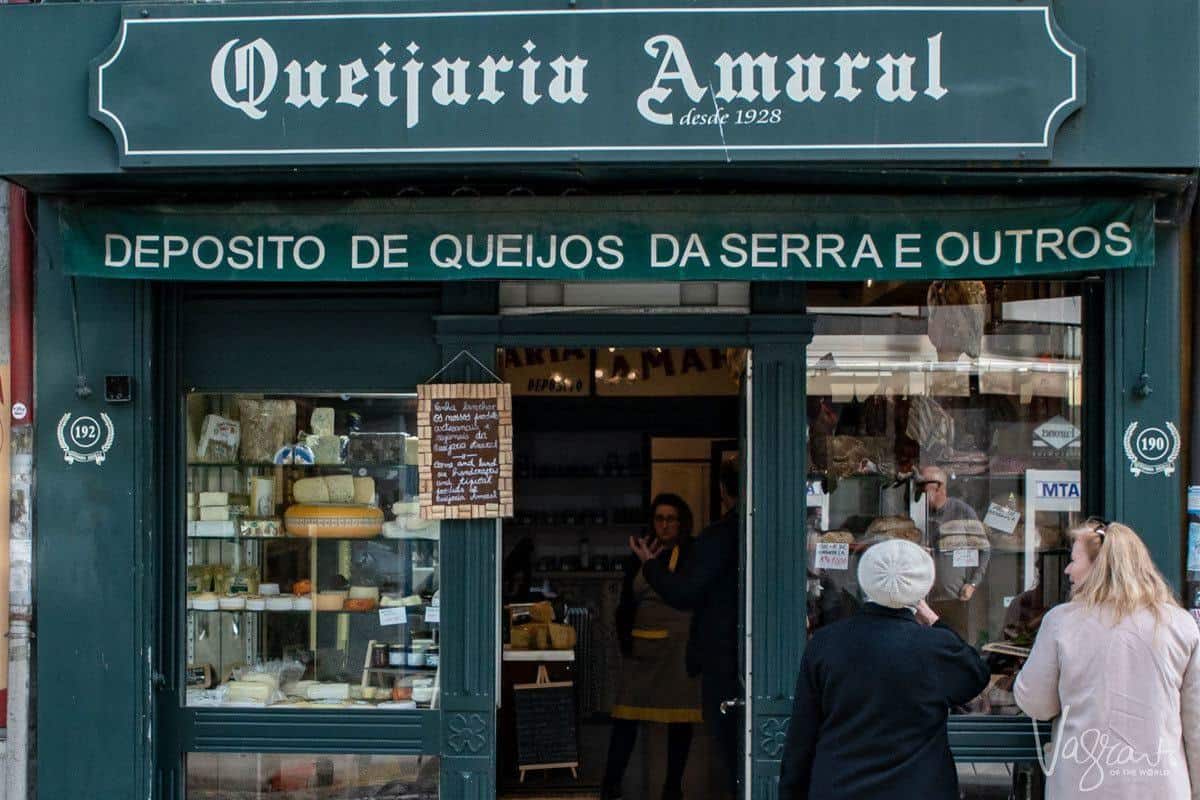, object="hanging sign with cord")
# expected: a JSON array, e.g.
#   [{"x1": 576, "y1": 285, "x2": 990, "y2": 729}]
[{"x1": 418, "y1": 351, "x2": 514, "y2": 520}]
